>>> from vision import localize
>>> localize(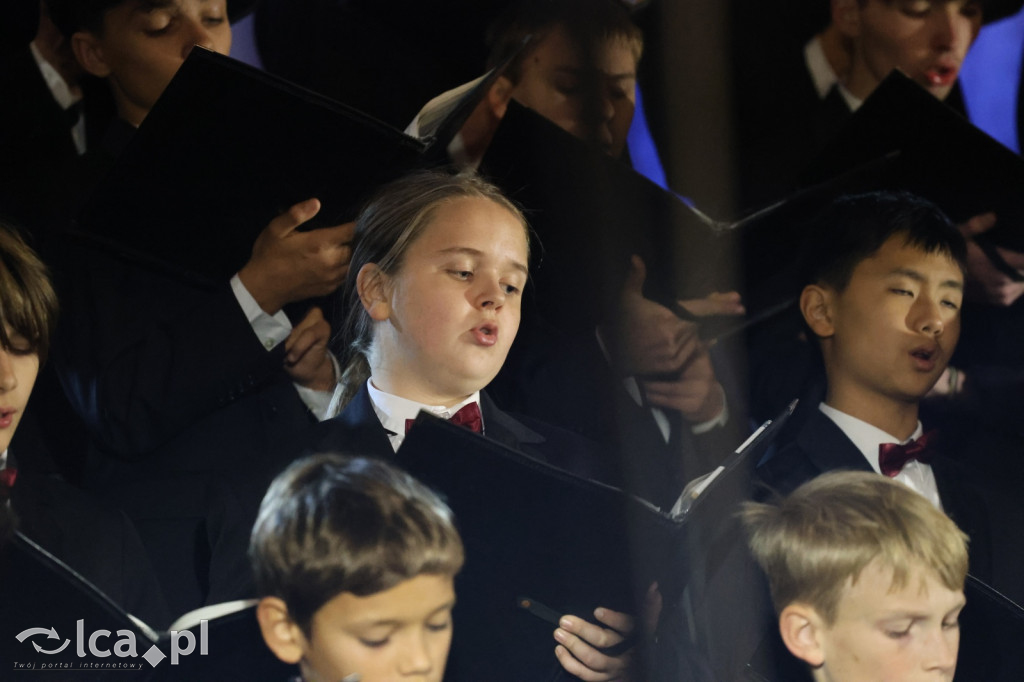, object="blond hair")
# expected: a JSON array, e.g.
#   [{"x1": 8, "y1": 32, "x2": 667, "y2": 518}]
[{"x1": 742, "y1": 471, "x2": 968, "y2": 624}]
